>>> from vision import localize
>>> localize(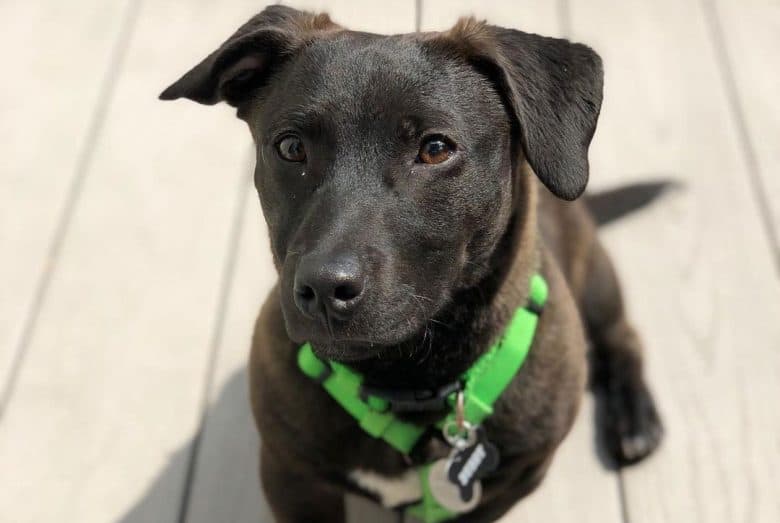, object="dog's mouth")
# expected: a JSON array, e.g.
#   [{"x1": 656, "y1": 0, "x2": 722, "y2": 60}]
[
  {"x1": 281, "y1": 281, "x2": 442, "y2": 362},
  {"x1": 308, "y1": 335, "x2": 410, "y2": 363},
  {"x1": 304, "y1": 314, "x2": 430, "y2": 362},
  {"x1": 309, "y1": 340, "x2": 385, "y2": 362}
]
